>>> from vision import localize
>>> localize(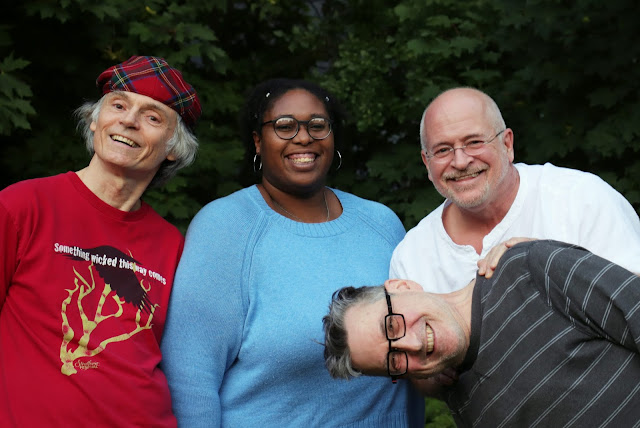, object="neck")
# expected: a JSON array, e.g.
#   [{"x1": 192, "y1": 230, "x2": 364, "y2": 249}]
[
  {"x1": 443, "y1": 166, "x2": 520, "y2": 253},
  {"x1": 258, "y1": 182, "x2": 331, "y2": 223},
  {"x1": 442, "y1": 279, "x2": 475, "y2": 351},
  {"x1": 442, "y1": 279, "x2": 475, "y2": 316},
  {"x1": 76, "y1": 163, "x2": 149, "y2": 212}
]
